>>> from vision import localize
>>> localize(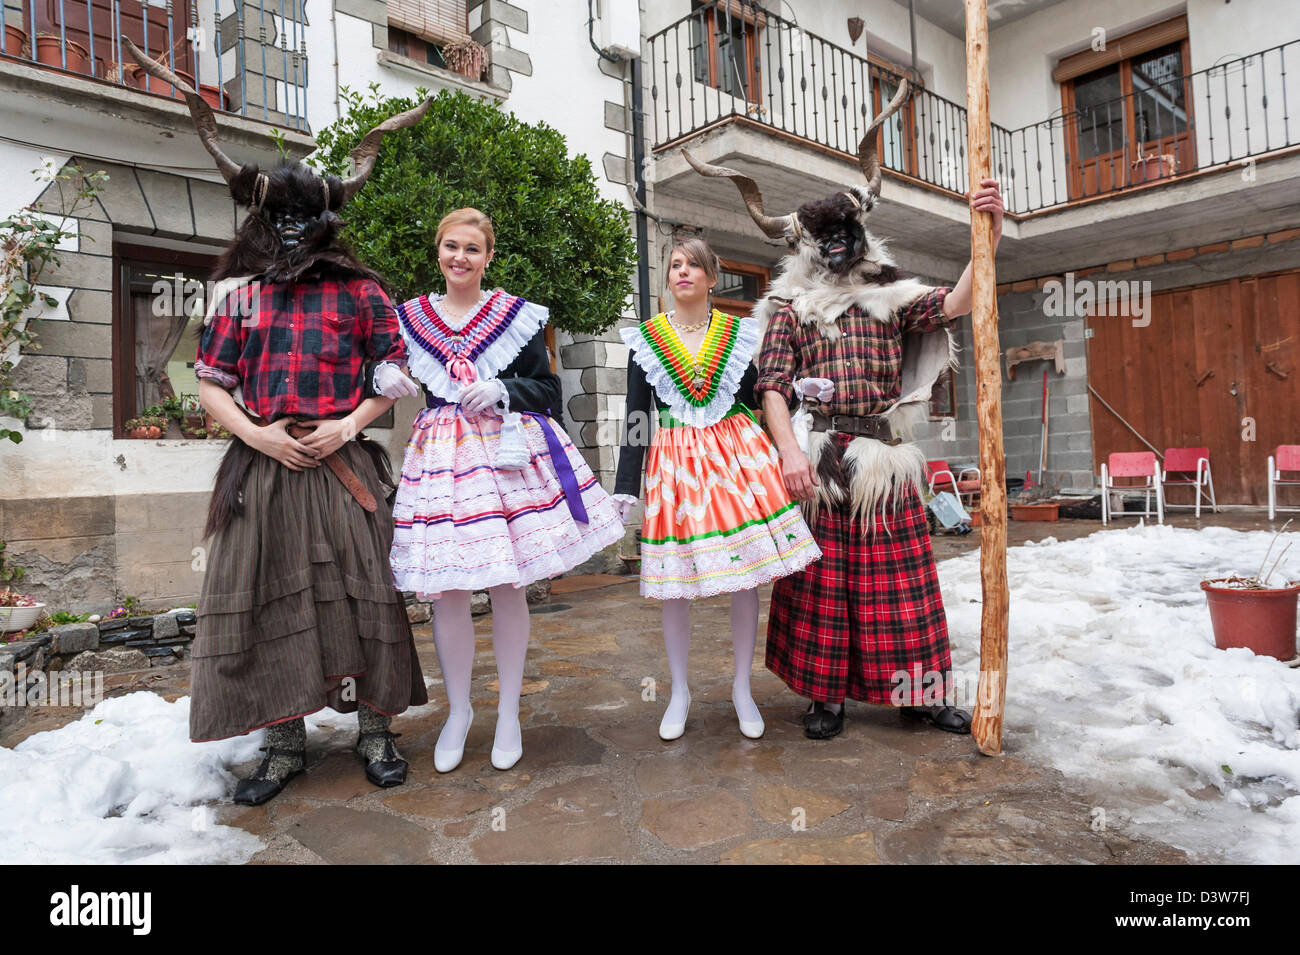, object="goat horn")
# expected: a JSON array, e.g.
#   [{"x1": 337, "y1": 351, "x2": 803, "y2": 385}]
[
  {"x1": 681, "y1": 148, "x2": 794, "y2": 240},
  {"x1": 122, "y1": 37, "x2": 241, "y2": 186},
  {"x1": 858, "y1": 79, "x2": 912, "y2": 197},
  {"x1": 340, "y1": 96, "x2": 435, "y2": 203}
]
